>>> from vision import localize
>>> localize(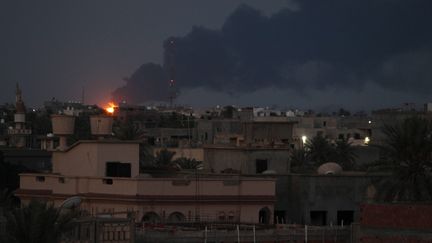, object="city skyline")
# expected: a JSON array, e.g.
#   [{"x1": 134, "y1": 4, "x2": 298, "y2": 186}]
[{"x1": 1, "y1": 0, "x2": 431, "y2": 111}]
